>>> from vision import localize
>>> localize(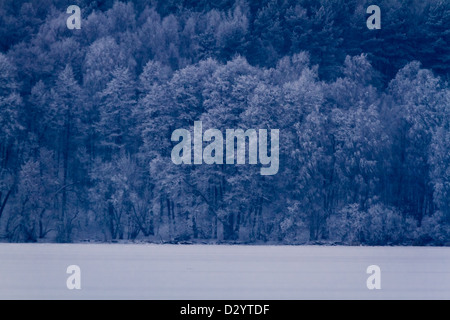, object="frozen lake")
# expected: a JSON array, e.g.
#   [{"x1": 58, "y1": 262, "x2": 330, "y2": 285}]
[{"x1": 0, "y1": 244, "x2": 448, "y2": 300}]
